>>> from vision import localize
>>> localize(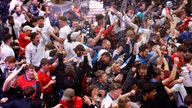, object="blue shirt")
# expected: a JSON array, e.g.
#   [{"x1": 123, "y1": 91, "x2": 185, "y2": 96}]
[
  {"x1": 135, "y1": 52, "x2": 154, "y2": 64},
  {"x1": 178, "y1": 32, "x2": 192, "y2": 42},
  {"x1": 28, "y1": 4, "x2": 39, "y2": 16}
]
